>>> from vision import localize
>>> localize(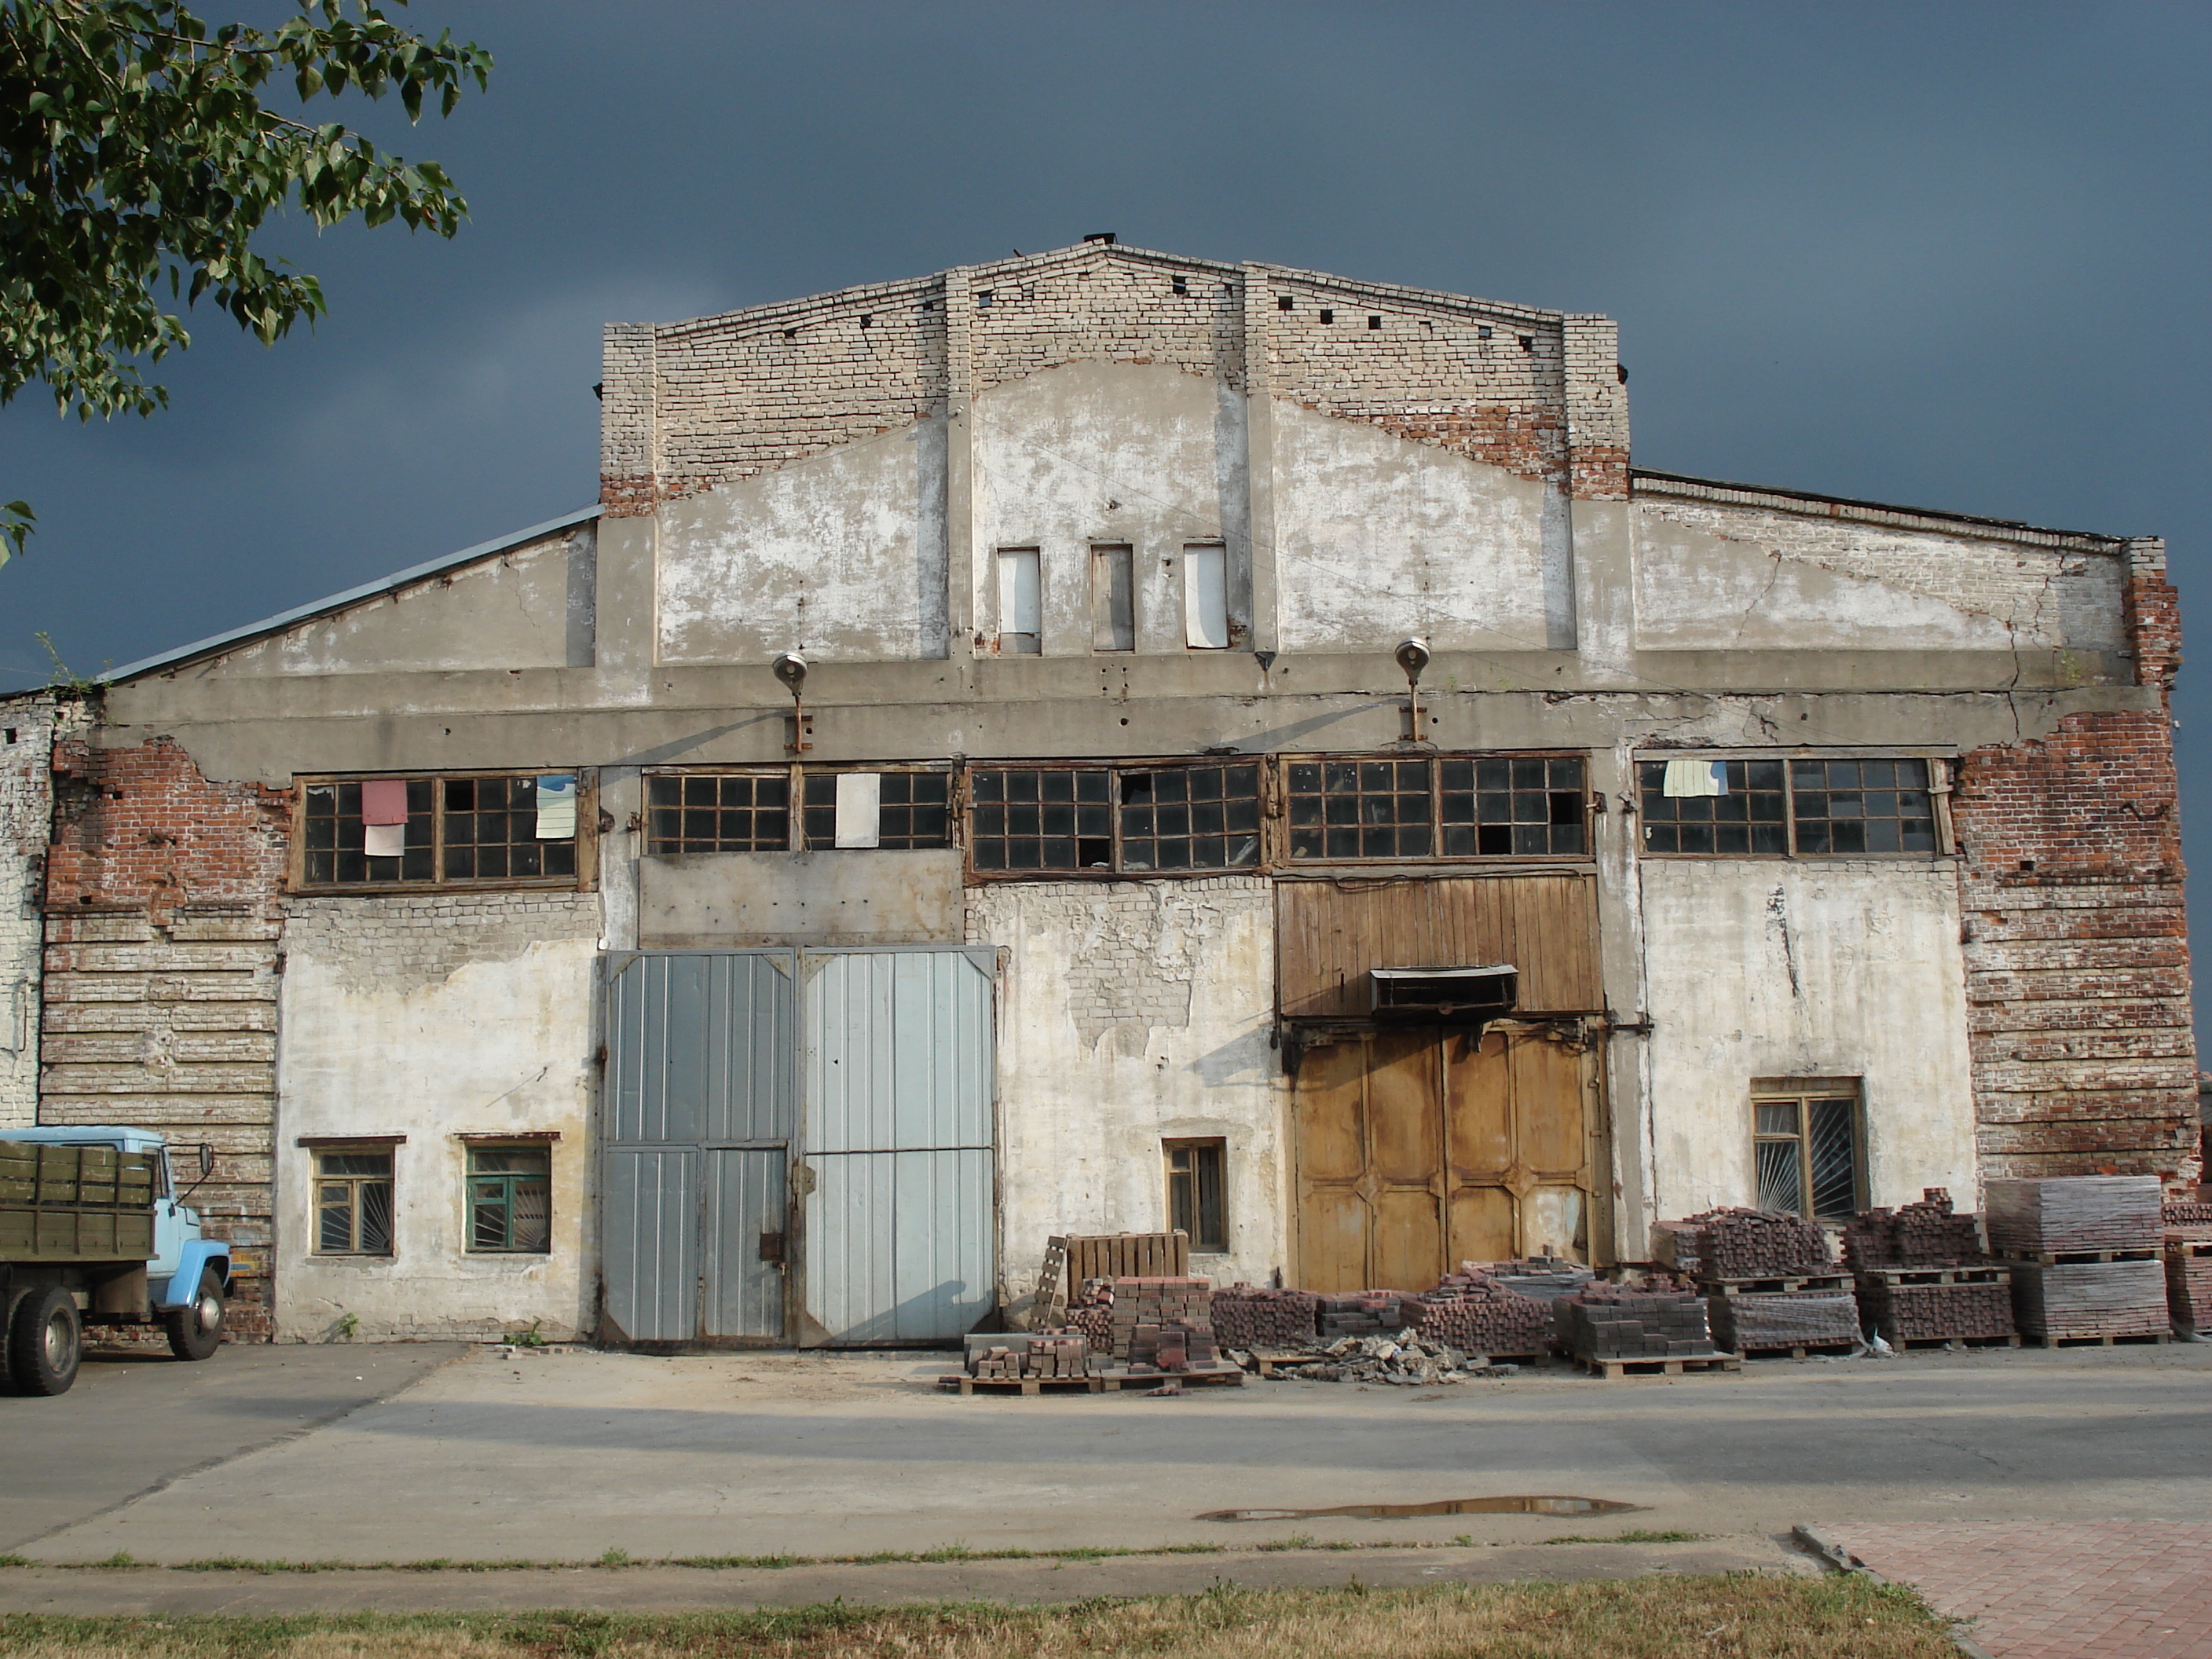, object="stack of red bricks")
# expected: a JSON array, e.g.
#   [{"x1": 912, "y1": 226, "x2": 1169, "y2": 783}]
[
  {"x1": 2165, "y1": 1247, "x2": 2212, "y2": 1335},
  {"x1": 1554, "y1": 1283, "x2": 1716, "y2": 1361},
  {"x1": 1652, "y1": 1214, "x2": 1723, "y2": 1275},
  {"x1": 1416, "y1": 1270, "x2": 1555, "y2": 1356},
  {"x1": 1108, "y1": 1276, "x2": 1214, "y2": 1365},
  {"x1": 968, "y1": 1335, "x2": 1090, "y2": 1380},
  {"x1": 1859, "y1": 1278, "x2": 2014, "y2": 1342},
  {"x1": 1128, "y1": 1319, "x2": 1218, "y2": 1372},
  {"x1": 1695, "y1": 1209, "x2": 1832, "y2": 1278},
  {"x1": 1209, "y1": 1285, "x2": 1320, "y2": 1350},
  {"x1": 1844, "y1": 1189, "x2": 1988, "y2": 1270},
  {"x1": 1315, "y1": 1291, "x2": 1424, "y2": 1339},
  {"x1": 1062, "y1": 1276, "x2": 1115, "y2": 1354}
]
